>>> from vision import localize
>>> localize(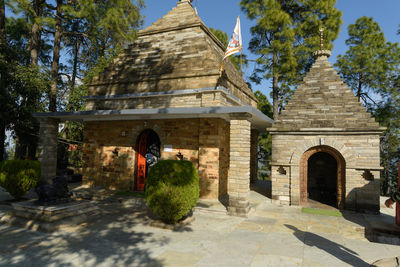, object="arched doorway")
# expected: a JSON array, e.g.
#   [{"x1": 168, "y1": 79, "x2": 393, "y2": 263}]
[
  {"x1": 307, "y1": 152, "x2": 337, "y2": 207},
  {"x1": 135, "y1": 129, "x2": 161, "y2": 191},
  {"x1": 300, "y1": 145, "x2": 345, "y2": 209}
]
